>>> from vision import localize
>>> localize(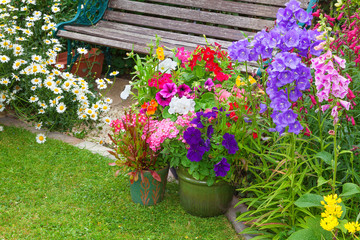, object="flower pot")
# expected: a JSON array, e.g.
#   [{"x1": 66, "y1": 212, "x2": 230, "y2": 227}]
[
  {"x1": 178, "y1": 167, "x2": 234, "y2": 217},
  {"x1": 56, "y1": 48, "x2": 104, "y2": 79},
  {"x1": 129, "y1": 166, "x2": 169, "y2": 206}
]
